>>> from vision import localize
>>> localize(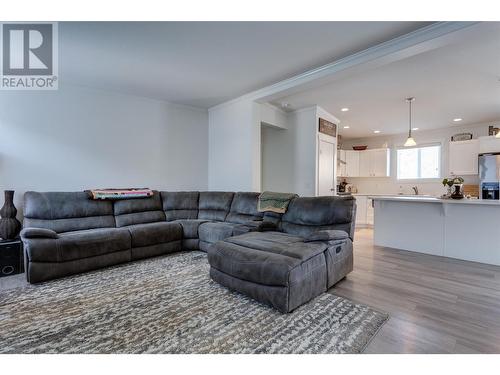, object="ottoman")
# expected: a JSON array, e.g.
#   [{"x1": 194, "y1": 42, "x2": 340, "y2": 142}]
[{"x1": 207, "y1": 231, "x2": 328, "y2": 313}]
